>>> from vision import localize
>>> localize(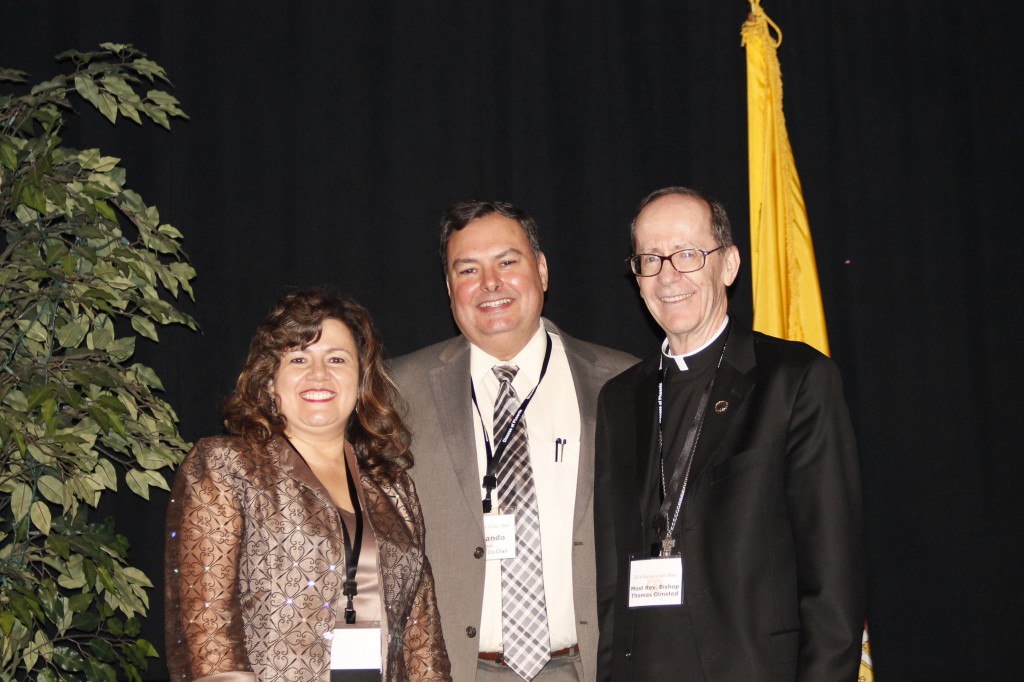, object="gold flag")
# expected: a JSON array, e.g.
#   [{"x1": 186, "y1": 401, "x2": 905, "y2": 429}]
[
  {"x1": 742, "y1": 3, "x2": 871, "y2": 679},
  {"x1": 742, "y1": 0, "x2": 829, "y2": 356}
]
